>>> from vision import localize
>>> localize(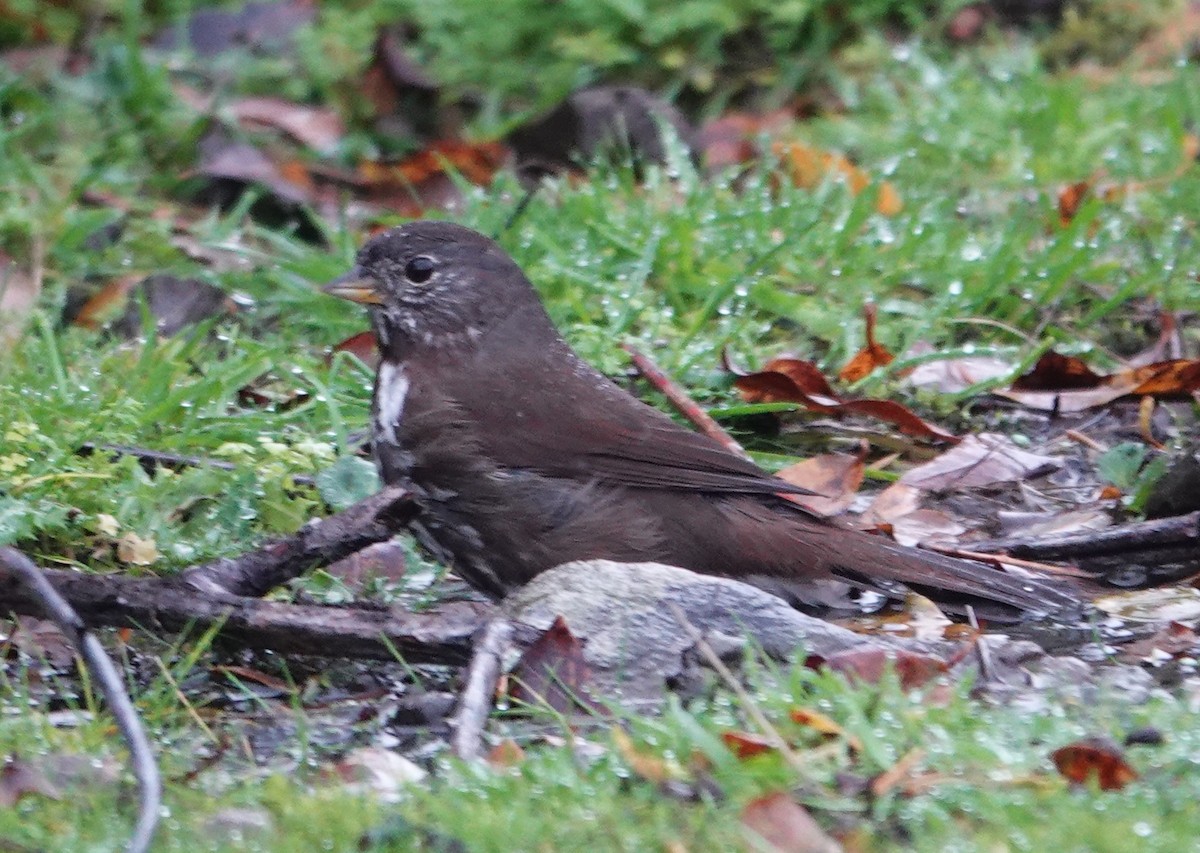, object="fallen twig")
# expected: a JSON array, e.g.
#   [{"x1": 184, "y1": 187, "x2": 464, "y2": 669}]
[
  {"x1": 974, "y1": 511, "x2": 1200, "y2": 560},
  {"x1": 0, "y1": 547, "x2": 161, "y2": 853},
  {"x1": 622, "y1": 343, "x2": 751, "y2": 460},
  {"x1": 668, "y1": 603, "x2": 809, "y2": 777},
  {"x1": 181, "y1": 485, "x2": 417, "y2": 597},
  {"x1": 449, "y1": 619, "x2": 514, "y2": 762},
  {"x1": 0, "y1": 560, "x2": 483, "y2": 663},
  {"x1": 926, "y1": 546, "x2": 1091, "y2": 578}
]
